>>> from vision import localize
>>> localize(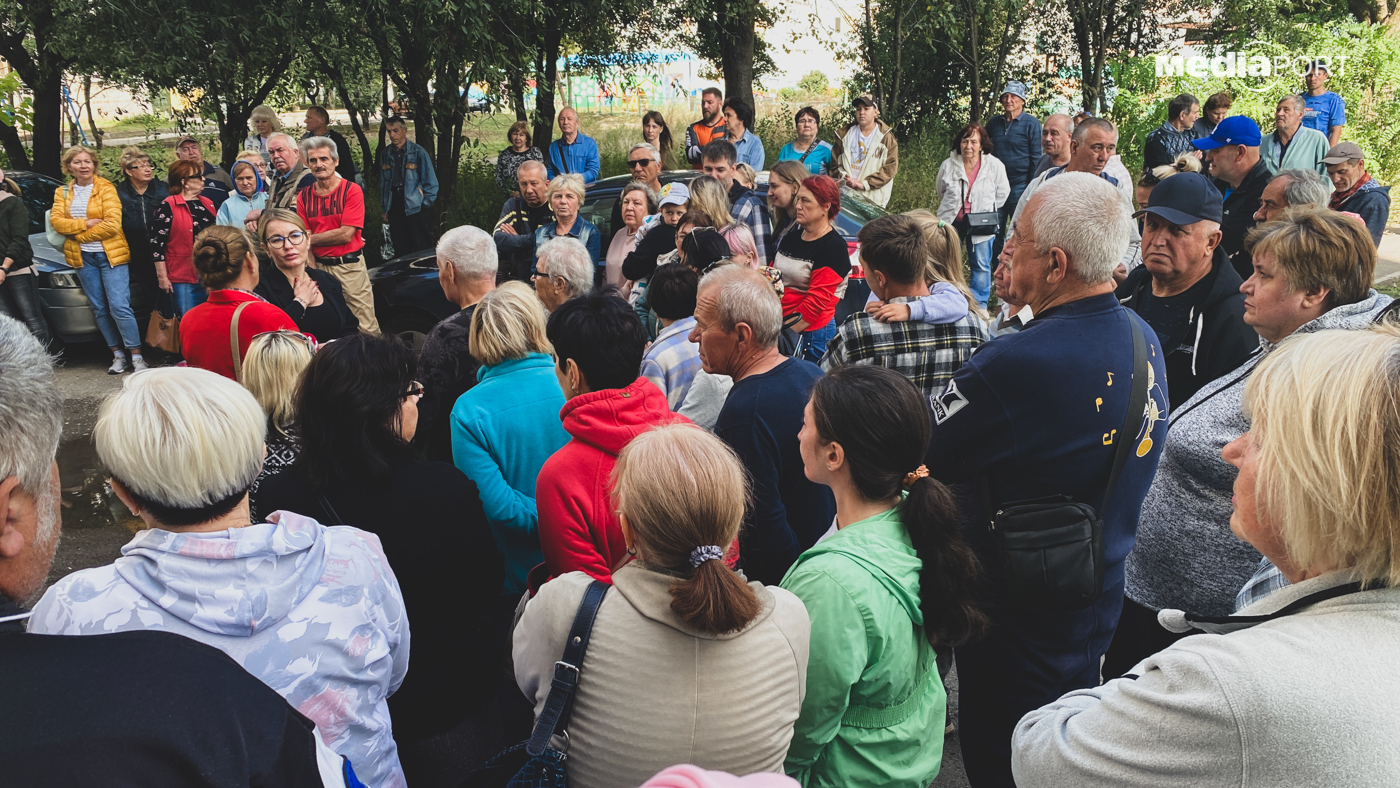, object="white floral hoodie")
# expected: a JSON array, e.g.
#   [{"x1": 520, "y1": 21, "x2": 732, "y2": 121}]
[{"x1": 29, "y1": 511, "x2": 410, "y2": 788}]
